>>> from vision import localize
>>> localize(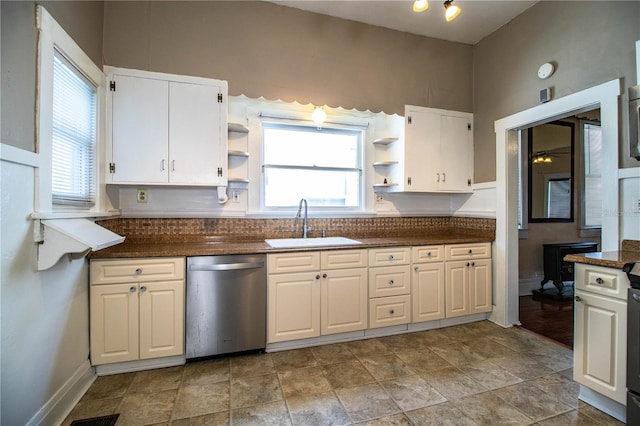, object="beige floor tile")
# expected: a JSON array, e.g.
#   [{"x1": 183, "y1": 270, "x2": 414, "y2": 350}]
[
  {"x1": 490, "y1": 353, "x2": 555, "y2": 381},
  {"x1": 439, "y1": 324, "x2": 479, "y2": 342},
  {"x1": 430, "y1": 343, "x2": 486, "y2": 366},
  {"x1": 395, "y1": 349, "x2": 452, "y2": 374},
  {"x1": 271, "y1": 348, "x2": 318, "y2": 371},
  {"x1": 170, "y1": 410, "x2": 230, "y2": 425},
  {"x1": 360, "y1": 354, "x2": 415, "y2": 381},
  {"x1": 183, "y1": 358, "x2": 230, "y2": 386},
  {"x1": 460, "y1": 337, "x2": 517, "y2": 359},
  {"x1": 336, "y1": 383, "x2": 401, "y2": 422},
  {"x1": 346, "y1": 338, "x2": 392, "y2": 358},
  {"x1": 322, "y1": 359, "x2": 376, "y2": 389},
  {"x1": 230, "y1": 400, "x2": 291, "y2": 425},
  {"x1": 493, "y1": 382, "x2": 573, "y2": 421},
  {"x1": 379, "y1": 375, "x2": 446, "y2": 411},
  {"x1": 464, "y1": 320, "x2": 505, "y2": 336},
  {"x1": 452, "y1": 391, "x2": 533, "y2": 425},
  {"x1": 537, "y1": 410, "x2": 601, "y2": 425},
  {"x1": 405, "y1": 401, "x2": 478, "y2": 426},
  {"x1": 82, "y1": 374, "x2": 135, "y2": 400},
  {"x1": 379, "y1": 333, "x2": 430, "y2": 352},
  {"x1": 578, "y1": 402, "x2": 626, "y2": 425},
  {"x1": 413, "y1": 328, "x2": 453, "y2": 346},
  {"x1": 458, "y1": 360, "x2": 522, "y2": 390},
  {"x1": 310, "y1": 343, "x2": 356, "y2": 365},
  {"x1": 230, "y1": 353, "x2": 275, "y2": 378},
  {"x1": 421, "y1": 367, "x2": 486, "y2": 399},
  {"x1": 128, "y1": 366, "x2": 184, "y2": 394},
  {"x1": 172, "y1": 382, "x2": 230, "y2": 420},
  {"x1": 355, "y1": 412, "x2": 413, "y2": 425},
  {"x1": 278, "y1": 366, "x2": 332, "y2": 398},
  {"x1": 229, "y1": 373, "x2": 283, "y2": 409},
  {"x1": 117, "y1": 389, "x2": 177, "y2": 426},
  {"x1": 61, "y1": 398, "x2": 121, "y2": 426},
  {"x1": 531, "y1": 373, "x2": 581, "y2": 409},
  {"x1": 286, "y1": 391, "x2": 351, "y2": 425}
]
